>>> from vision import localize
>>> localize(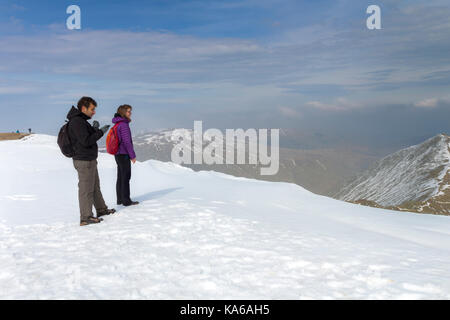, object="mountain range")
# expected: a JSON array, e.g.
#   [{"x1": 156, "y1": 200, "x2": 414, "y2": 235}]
[
  {"x1": 102, "y1": 129, "x2": 450, "y2": 215},
  {"x1": 129, "y1": 128, "x2": 380, "y2": 196}
]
